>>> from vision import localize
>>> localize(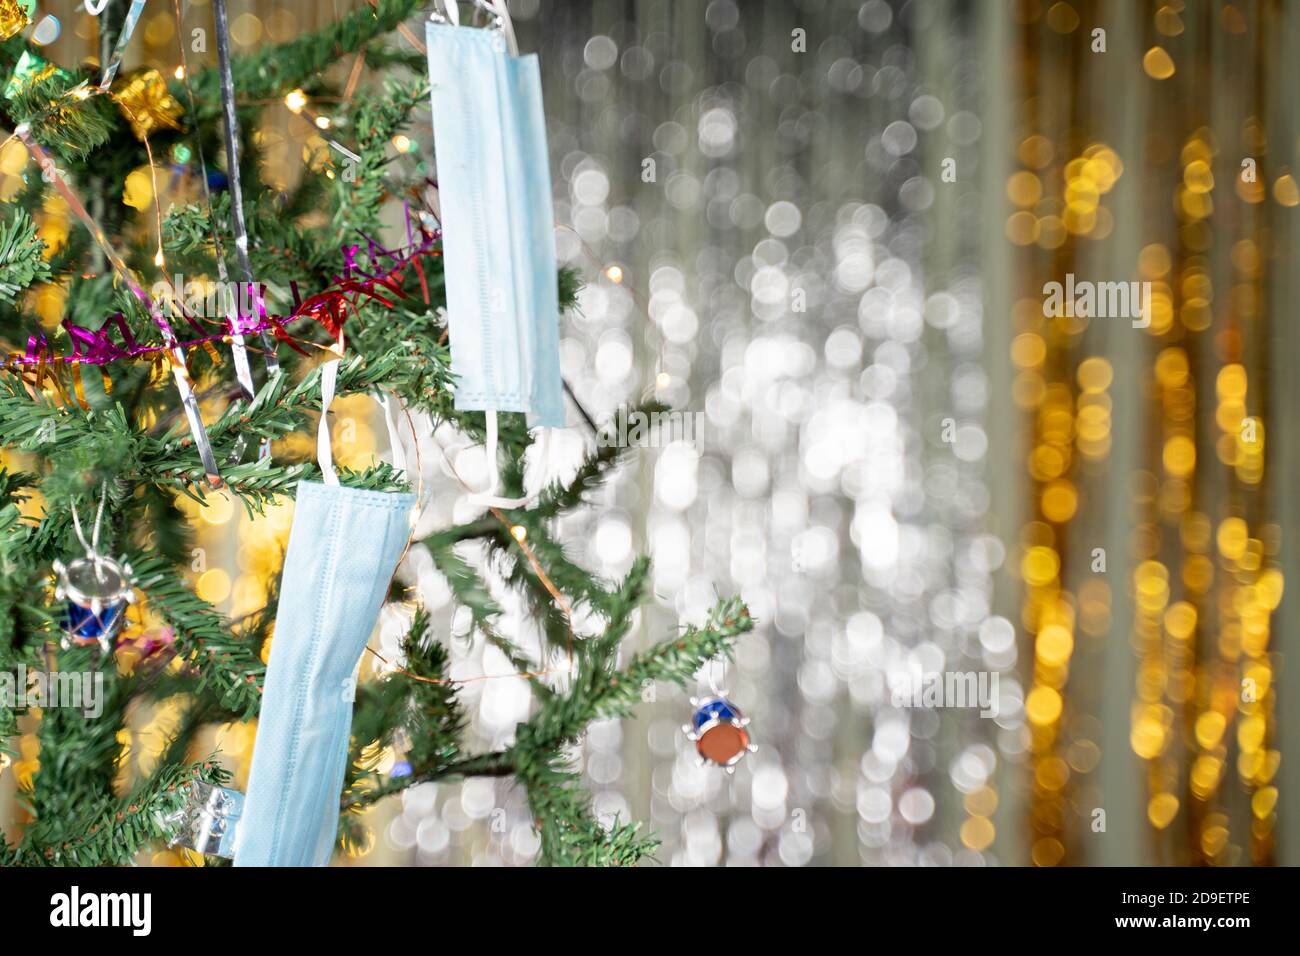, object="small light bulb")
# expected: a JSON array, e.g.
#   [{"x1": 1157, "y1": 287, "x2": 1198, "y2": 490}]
[
  {"x1": 511, "y1": 525, "x2": 527, "y2": 543},
  {"x1": 656, "y1": 372, "x2": 671, "y2": 389},
  {"x1": 174, "y1": 66, "x2": 185, "y2": 80},
  {"x1": 315, "y1": 116, "x2": 331, "y2": 130},
  {"x1": 153, "y1": 249, "x2": 164, "y2": 267},
  {"x1": 605, "y1": 264, "x2": 624, "y2": 283},
  {"x1": 284, "y1": 89, "x2": 308, "y2": 114}
]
